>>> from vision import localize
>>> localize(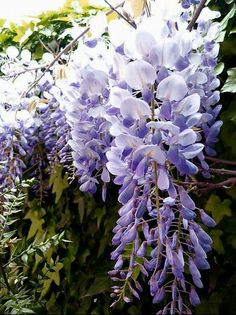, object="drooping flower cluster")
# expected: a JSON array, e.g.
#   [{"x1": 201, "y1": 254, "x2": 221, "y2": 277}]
[
  {"x1": 47, "y1": 1, "x2": 221, "y2": 312},
  {"x1": 0, "y1": 105, "x2": 37, "y2": 189},
  {"x1": 0, "y1": 50, "x2": 66, "y2": 189},
  {"x1": 100, "y1": 1, "x2": 220, "y2": 313},
  {"x1": 0, "y1": 0, "x2": 222, "y2": 313},
  {"x1": 0, "y1": 71, "x2": 38, "y2": 189},
  {"x1": 54, "y1": 39, "x2": 114, "y2": 198}
]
